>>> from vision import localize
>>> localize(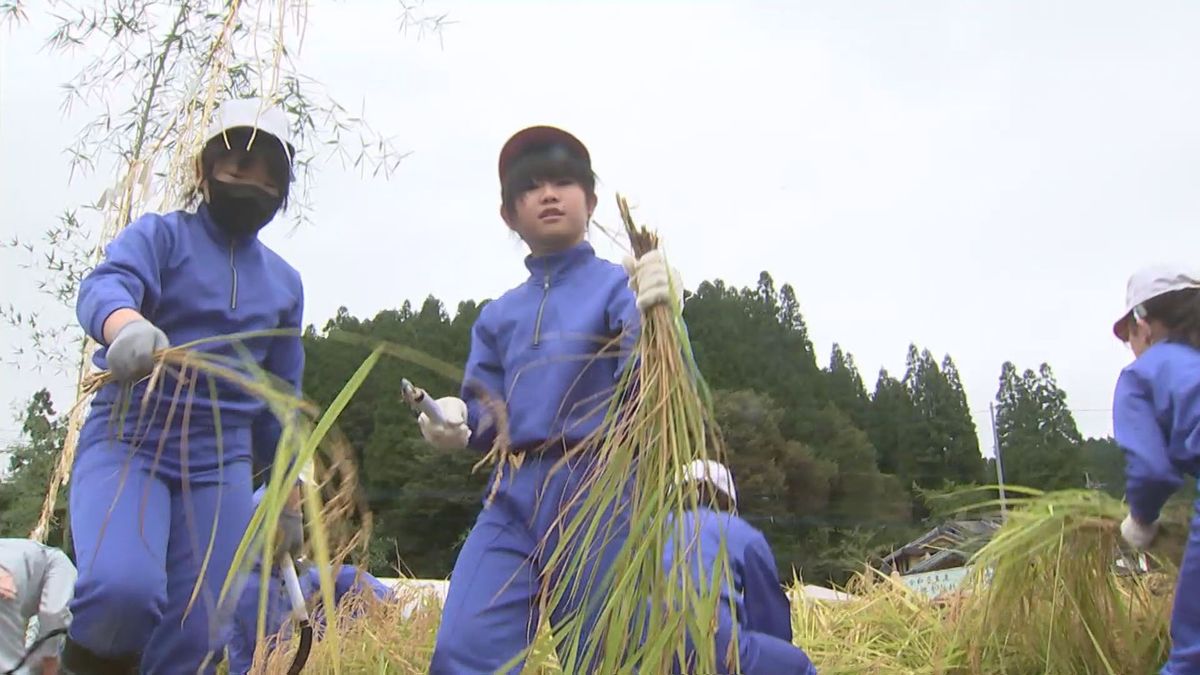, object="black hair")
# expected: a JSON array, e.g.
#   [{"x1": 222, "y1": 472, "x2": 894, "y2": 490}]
[
  {"x1": 684, "y1": 481, "x2": 734, "y2": 513},
  {"x1": 1140, "y1": 288, "x2": 1200, "y2": 349},
  {"x1": 200, "y1": 127, "x2": 293, "y2": 209},
  {"x1": 501, "y1": 144, "x2": 596, "y2": 216}
]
